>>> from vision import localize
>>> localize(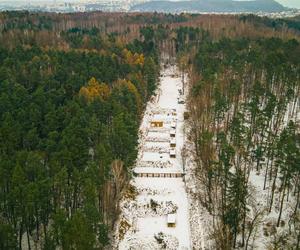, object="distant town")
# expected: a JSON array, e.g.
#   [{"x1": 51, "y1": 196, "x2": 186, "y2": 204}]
[
  {"x1": 0, "y1": 0, "x2": 300, "y2": 18},
  {"x1": 0, "y1": 0, "x2": 146, "y2": 12}
]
